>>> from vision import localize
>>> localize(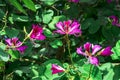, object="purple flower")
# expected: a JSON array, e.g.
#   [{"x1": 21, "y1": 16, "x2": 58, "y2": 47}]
[
  {"x1": 109, "y1": 15, "x2": 120, "y2": 27},
  {"x1": 54, "y1": 20, "x2": 82, "y2": 36},
  {"x1": 76, "y1": 42, "x2": 102, "y2": 66},
  {"x1": 30, "y1": 24, "x2": 46, "y2": 40},
  {"x1": 100, "y1": 46, "x2": 113, "y2": 56},
  {"x1": 5, "y1": 37, "x2": 27, "y2": 53},
  {"x1": 69, "y1": 0, "x2": 79, "y2": 3},
  {"x1": 51, "y1": 64, "x2": 65, "y2": 74},
  {"x1": 107, "y1": 0, "x2": 112, "y2": 3}
]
